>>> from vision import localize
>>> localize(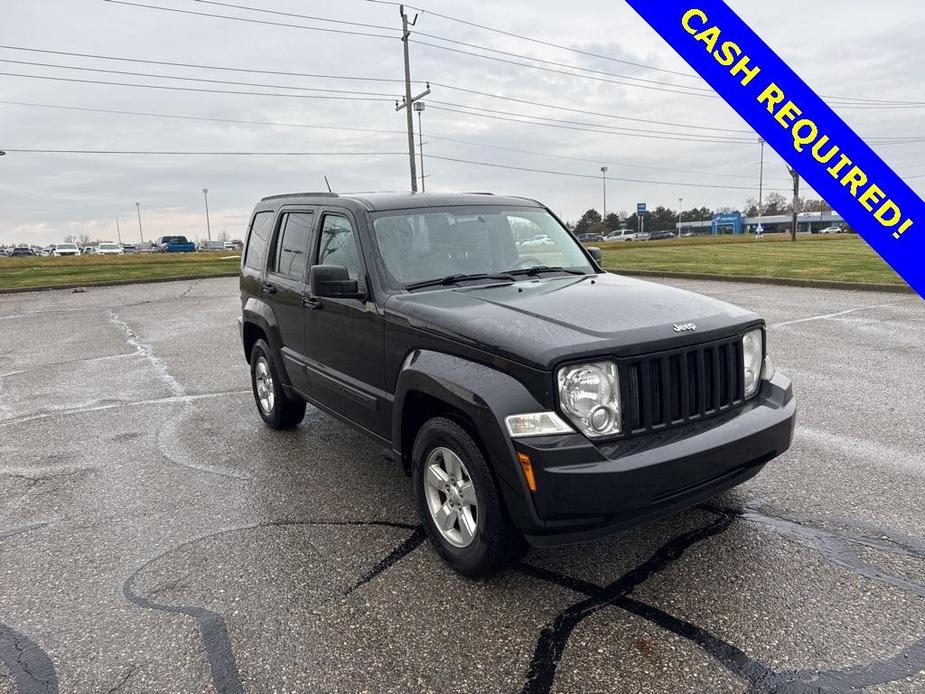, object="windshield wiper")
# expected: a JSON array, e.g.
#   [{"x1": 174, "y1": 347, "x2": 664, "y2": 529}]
[
  {"x1": 507, "y1": 265, "x2": 588, "y2": 277},
  {"x1": 404, "y1": 272, "x2": 516, "y2": 291}
]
